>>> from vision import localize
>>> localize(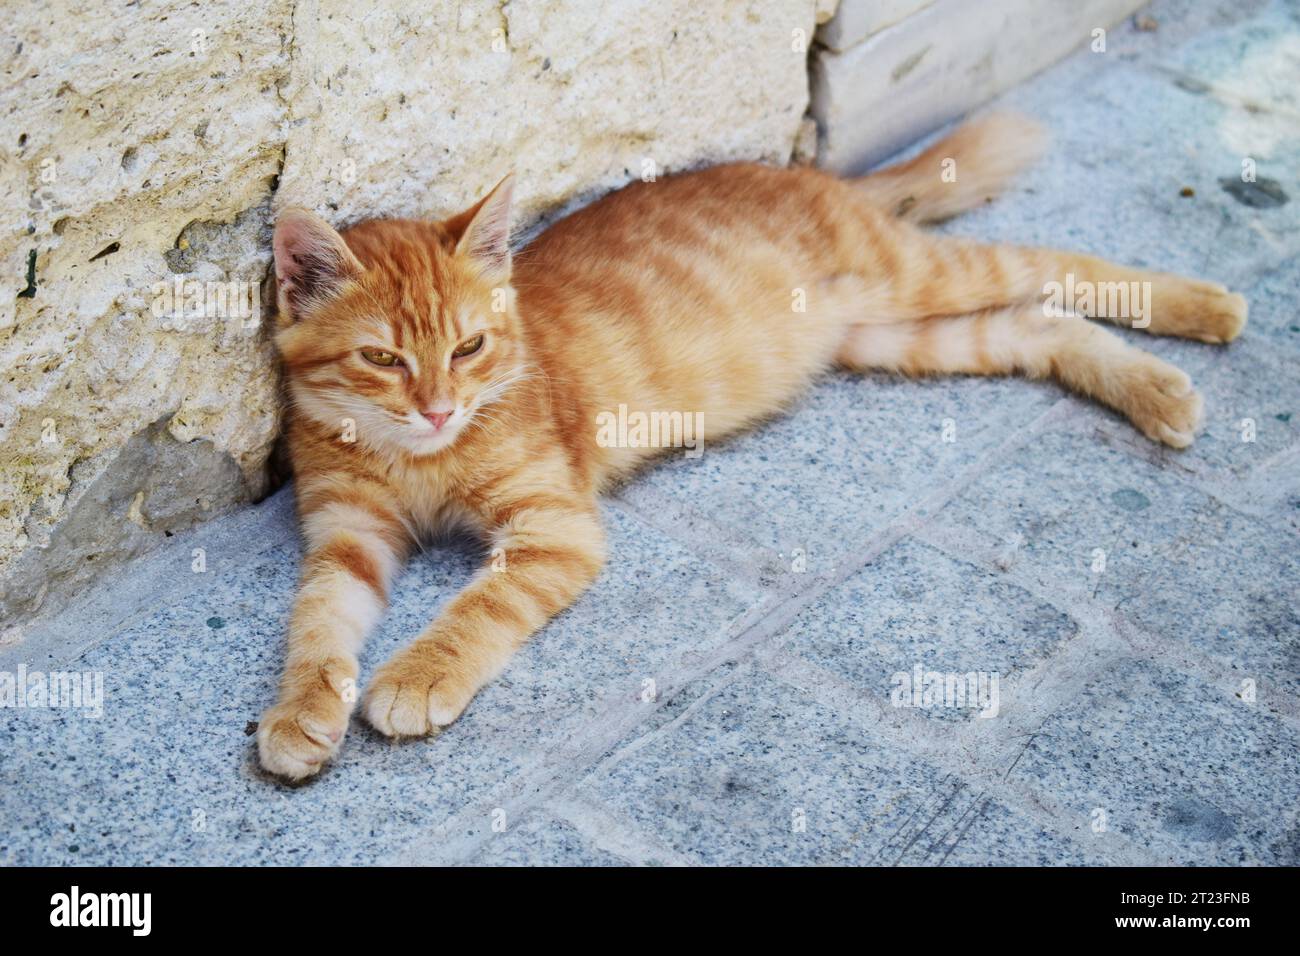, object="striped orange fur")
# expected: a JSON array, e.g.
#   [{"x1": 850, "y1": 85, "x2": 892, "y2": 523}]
[{"x1": 258, "y1": 113, "x2": 1246, "y2": 779}]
